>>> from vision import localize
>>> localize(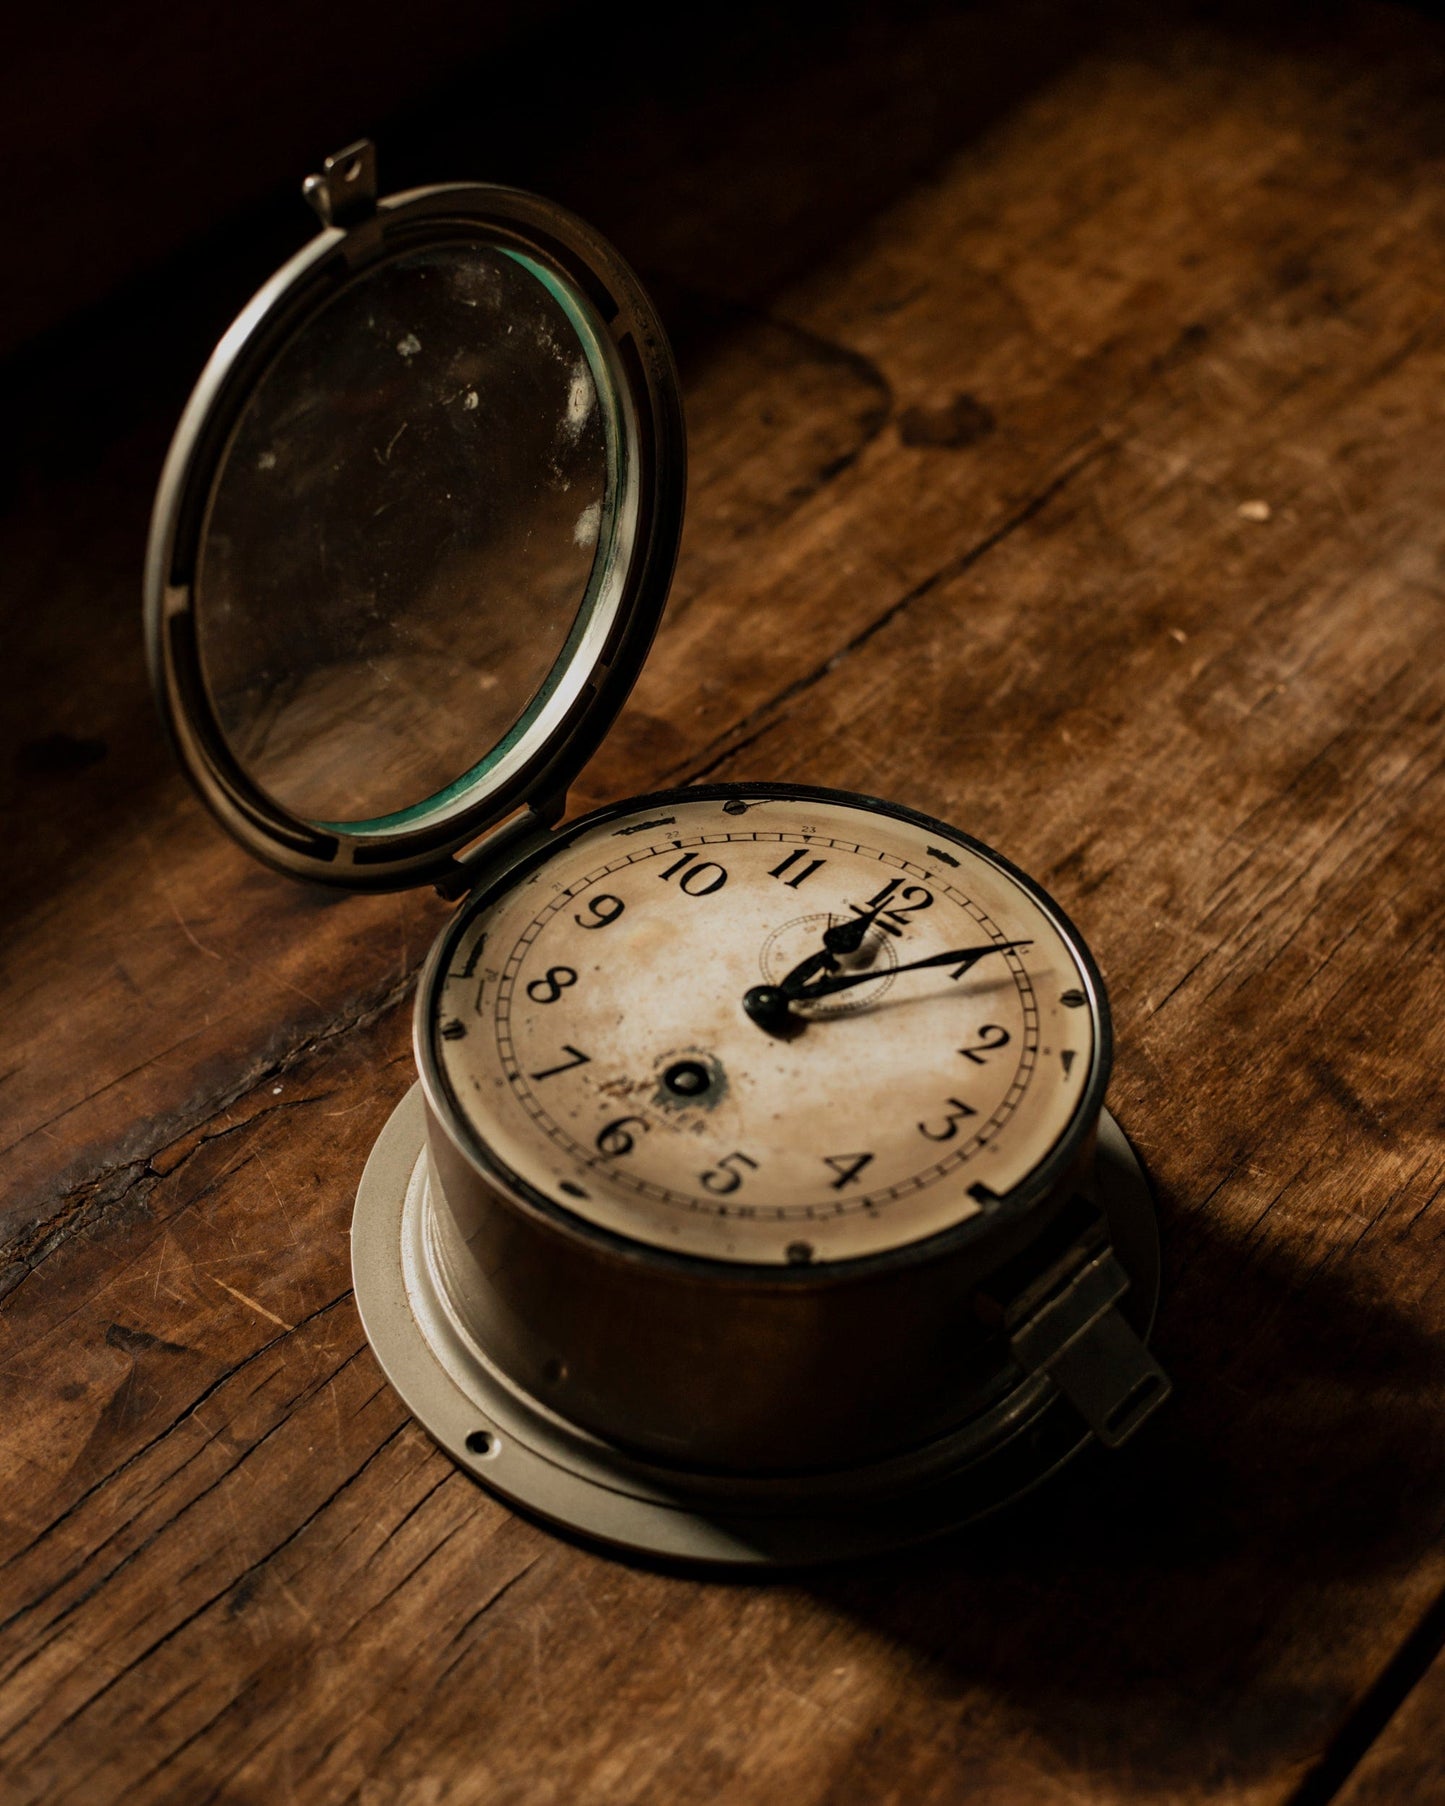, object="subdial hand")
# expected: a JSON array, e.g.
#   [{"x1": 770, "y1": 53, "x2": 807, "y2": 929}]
[{"x1": 742, "y1": 940, "x2": 1032, "y2": 1035}]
